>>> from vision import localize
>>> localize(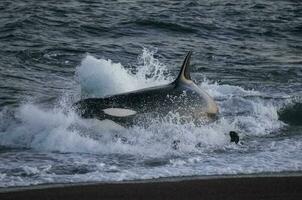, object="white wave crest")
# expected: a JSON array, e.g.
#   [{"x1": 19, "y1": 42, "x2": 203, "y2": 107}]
[
  {"x1": 76, "y1": 48, "x2": 172, "y2": 98},
  {"x1": 0, "y1": 49, "x2": 285, "y2": 154}
]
